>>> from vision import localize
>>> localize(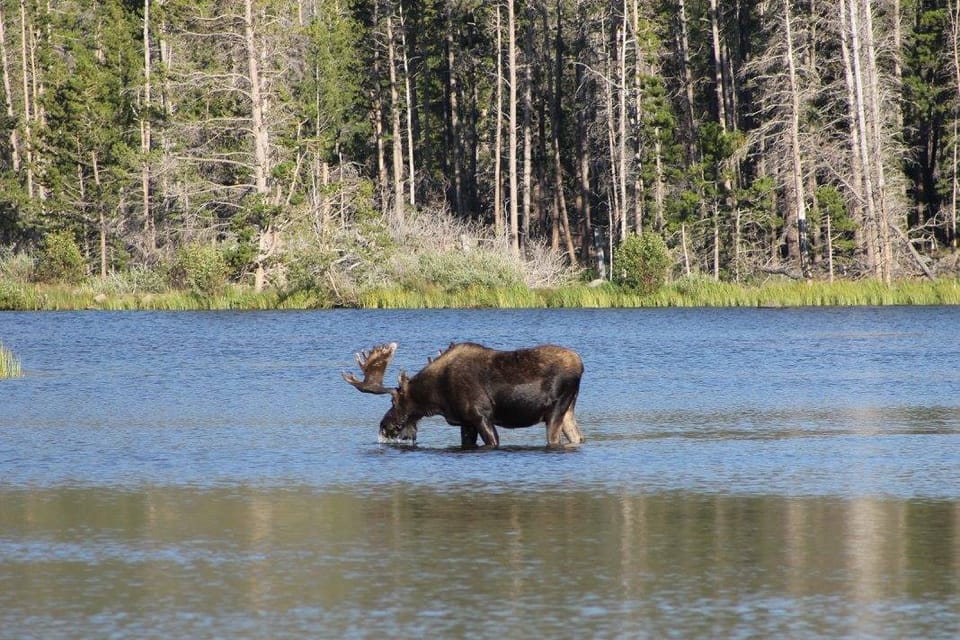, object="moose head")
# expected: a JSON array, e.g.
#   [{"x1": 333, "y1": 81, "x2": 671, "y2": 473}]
[{"x1": 341, "y1": 342, "x2": 419, "y2": 442}]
